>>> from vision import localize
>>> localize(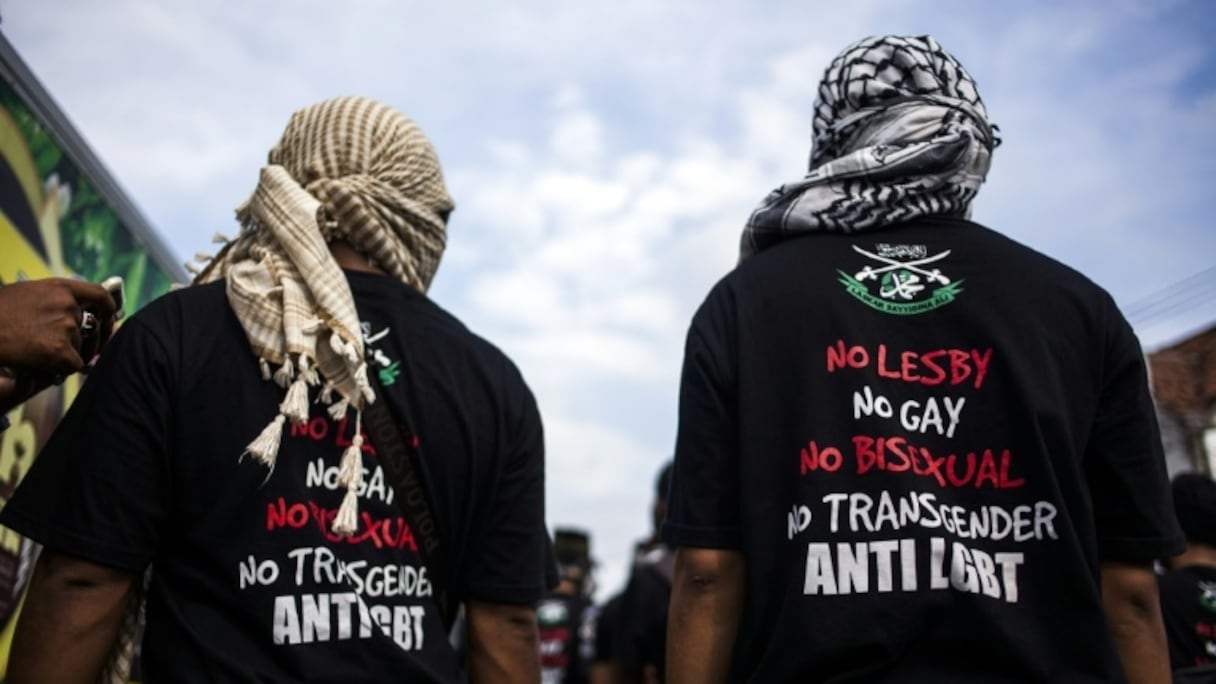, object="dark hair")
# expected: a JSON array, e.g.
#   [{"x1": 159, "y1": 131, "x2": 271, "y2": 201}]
[
  {"x1": 1173, "y1": 473, "x2": 1216, "y2": 548},
  {"x1": 553, "y1": 527, "x2": 591, "y2": 569}
]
